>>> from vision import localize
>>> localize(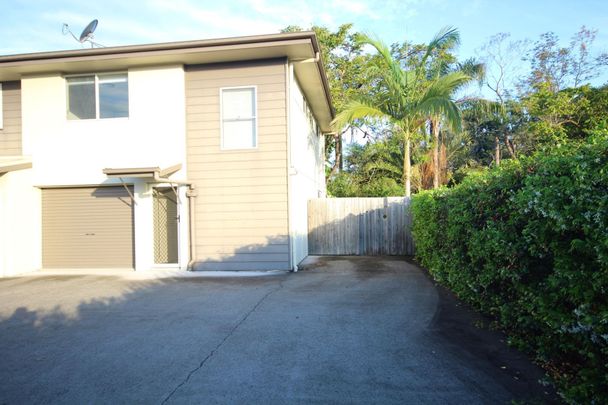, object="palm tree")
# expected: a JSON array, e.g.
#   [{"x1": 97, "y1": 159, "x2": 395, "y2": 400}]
[
  {"x1": 426, "y1": 42, "x2": 486, "y2": 188},
  {"x1": 332, "y1": 27, "x2": 470, "y2": 196}
]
